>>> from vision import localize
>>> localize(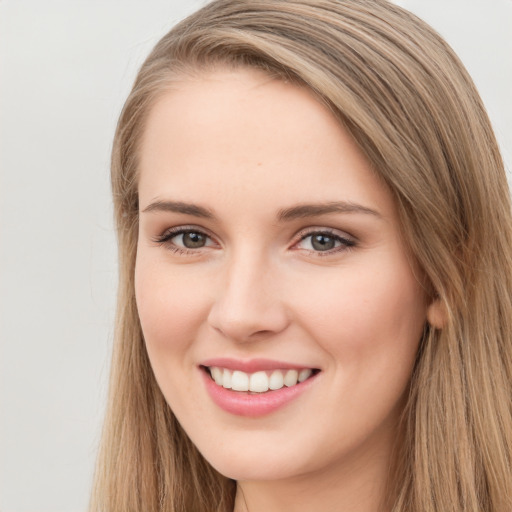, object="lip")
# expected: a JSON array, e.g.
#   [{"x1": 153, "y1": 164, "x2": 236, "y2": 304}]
[
  {"x1": 200, "y1": 357, "x2": 316, "y2": 373},
  {"x1": 199, "y1": 361, "x2": 319, "y2": 417}
]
